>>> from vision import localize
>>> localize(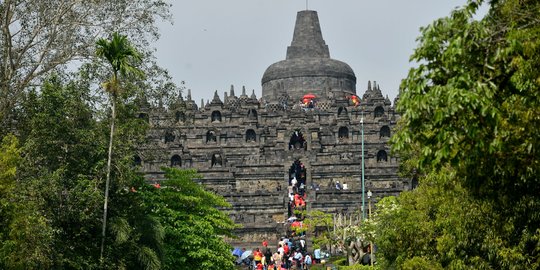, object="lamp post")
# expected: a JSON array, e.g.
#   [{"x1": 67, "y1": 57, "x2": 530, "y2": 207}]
[
  {"x1": 361, "y1": 110, "x2": 366, "y2": 221},
  {"x1": 367, "y1": 189, "x2": 373, "y2": 266}
]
